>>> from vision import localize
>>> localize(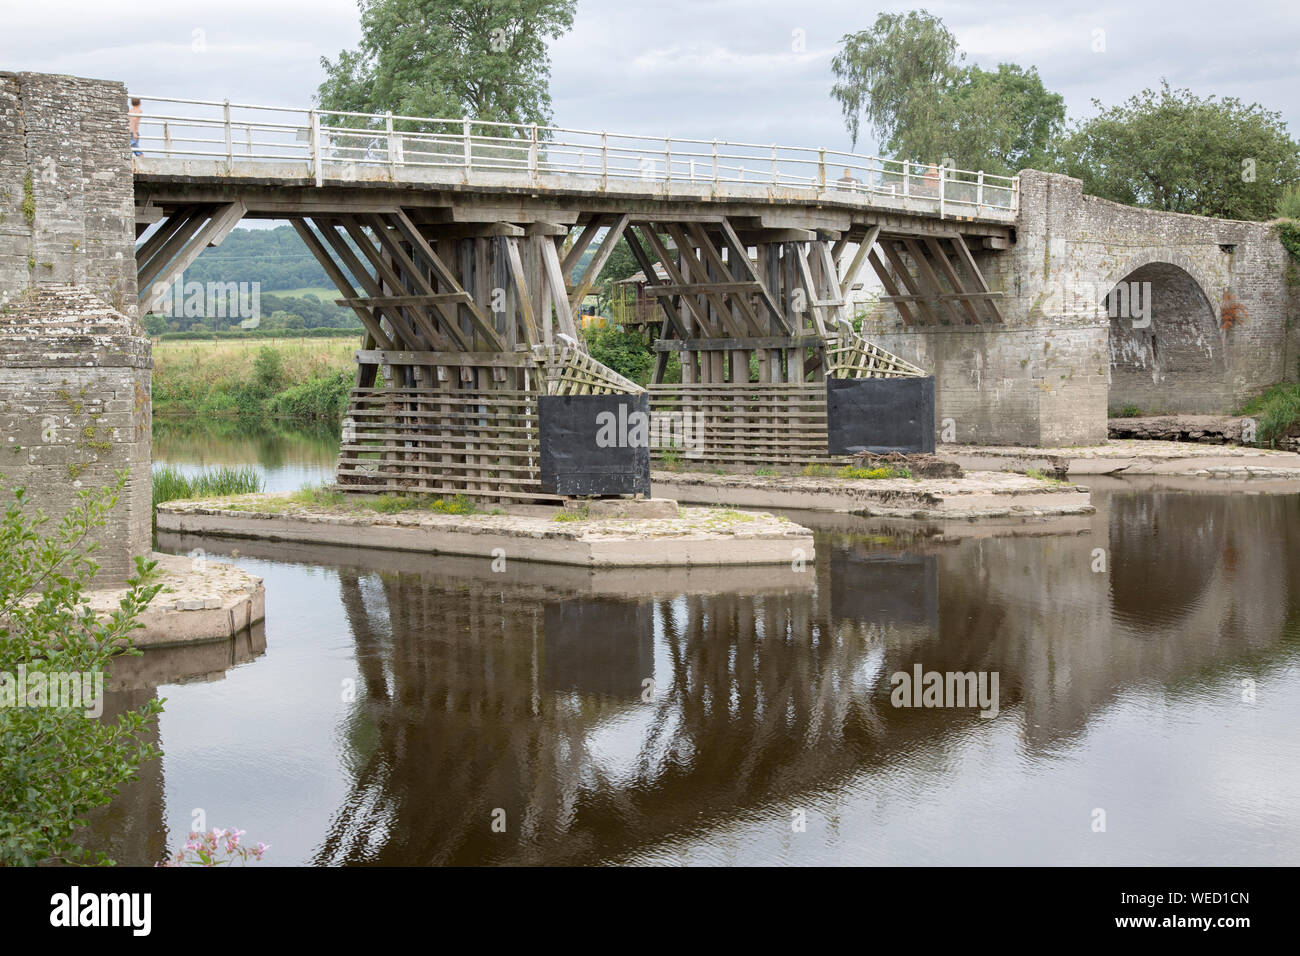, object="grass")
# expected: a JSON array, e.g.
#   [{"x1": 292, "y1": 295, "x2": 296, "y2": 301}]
[
  {"x1": 803, "y1": 462, "x2": 912, "y2": 480},
  {"x1": 1110, "y1": 404, "x2": 1144, "y2": 418},
  {"x1": 288, "y1": 485, "x2": 476, "y2": 516},
  {"x1": 153, "y1": 339, "x2": 355, "y2": 422},
  {"x1": 1026, "y1": 468, "x2": 1069, "y2": 486},
  {"x1": 754, "y1": 466, "x2": 777, "y2": 477},
  {"x1": 1235, "y1": 384, "x2": 1300, "y2": 445},
  {"x1": 152, "y1": 464, "x2": 264, "y2": 511},
  {"x1": 837, "y1": 464, "x2": 913, "y2": 480},
  {"x1": 553, "y1": 505, "x2": 590, "y2": 522}
]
